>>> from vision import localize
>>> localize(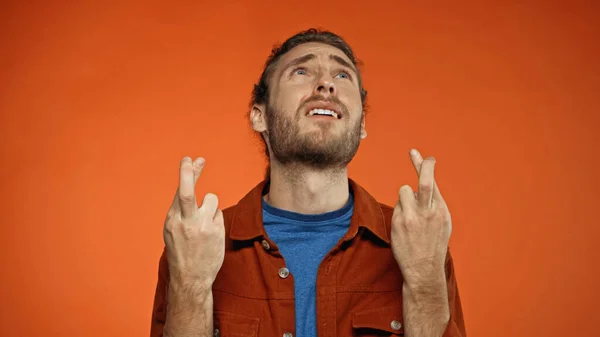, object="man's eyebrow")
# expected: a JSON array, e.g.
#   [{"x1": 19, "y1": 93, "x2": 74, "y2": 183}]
[
  {"x1": 282, "y1": 53, "x2": 357, "y2": 74},
  {"x1": 330, "y1": 54, "x2": 357, "y2": 73},
  {"x1": 285, "y1": 53, "x2": 316, "y2": 70}
]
